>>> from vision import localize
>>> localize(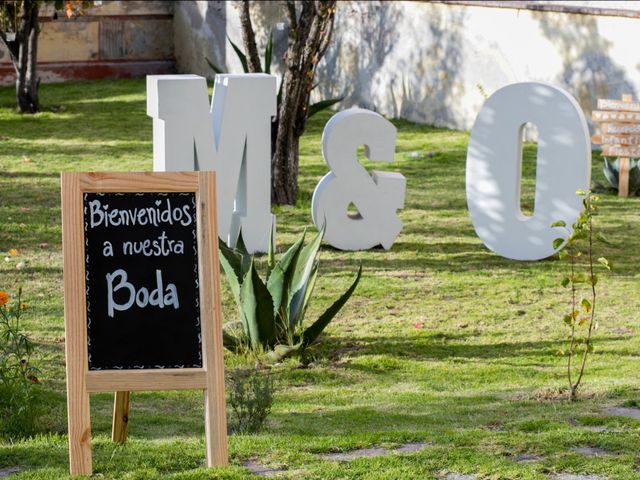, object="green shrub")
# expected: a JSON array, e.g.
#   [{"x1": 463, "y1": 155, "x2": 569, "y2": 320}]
[
  {"x1": 220, "y1": 227, "x2": 361, "y2": 363},
  {"x1": 227, "y1": 368, "x2": 274, "y2": 434},
  {"x1": 0, "y1": 287, "x2": 43, "y2": 437}
]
